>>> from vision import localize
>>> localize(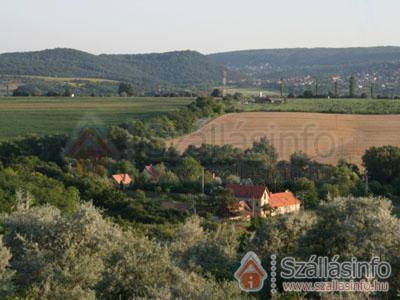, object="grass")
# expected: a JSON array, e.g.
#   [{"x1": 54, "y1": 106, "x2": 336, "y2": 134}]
[
  {"x1": 2, "y1": 97, "x2": 400, "y2": 141},
  {"x1": 0, "y1": 97, "x2": 192, "y2": 140},
  {"x1": 222, "y1": 86, "x2": 280, "y2": 97},
  {"x1": 2, "y1": 75, "x2": 119, "y2": 83},
  {"x1": 235, "y1": 98, "x2": 400, "y2": 114}
]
